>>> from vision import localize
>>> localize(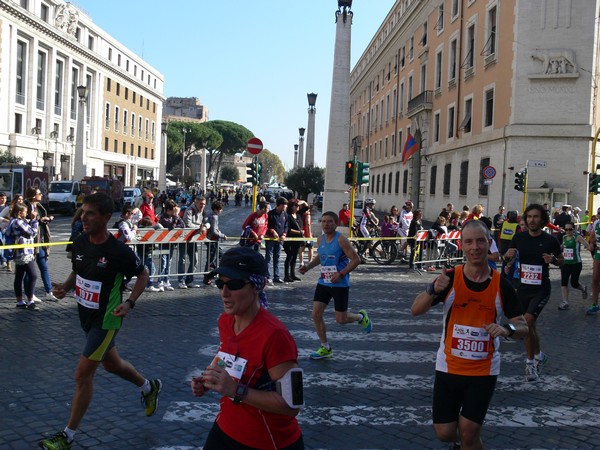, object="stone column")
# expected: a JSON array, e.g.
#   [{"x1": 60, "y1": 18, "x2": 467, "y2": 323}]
[
  {"x1": 73, "y1": 85, "x2": 89, "y2": 180},
  {"x1": 294, "y1": 144, "x2": 299, "y2": 169},
  {"x1": 298, "y1": 128, "x2": 305, "y2": 168},
  {"x1": 323, "y1": 2, "x2": 353, "y2": 214},
  {"x1": 305, "y1": 93, "x2": 317, "y2": 167}
]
